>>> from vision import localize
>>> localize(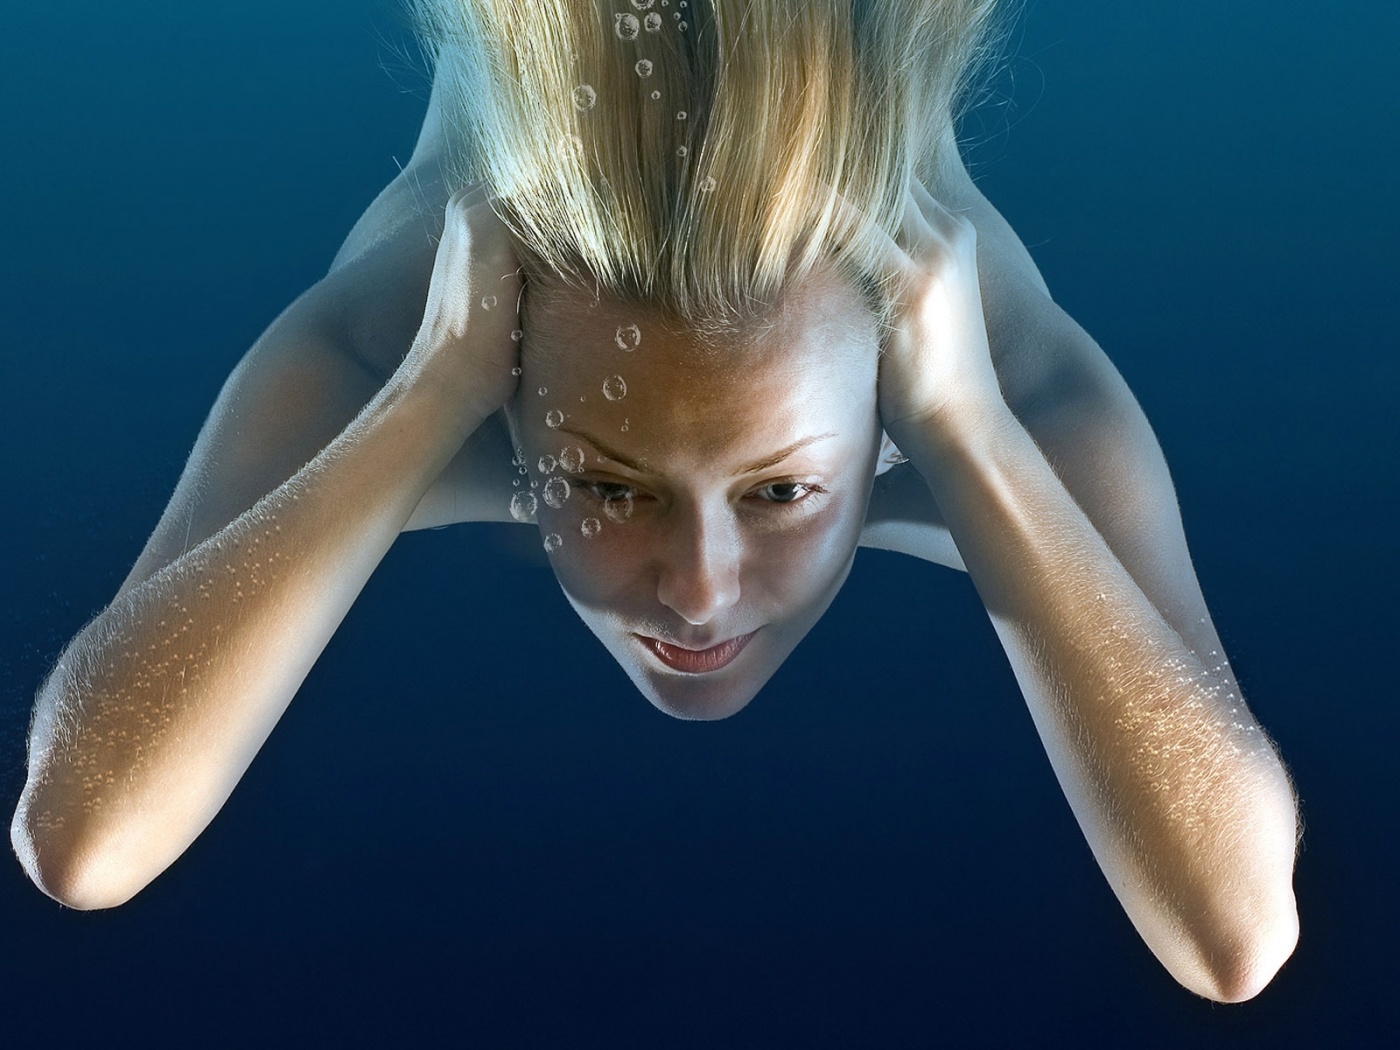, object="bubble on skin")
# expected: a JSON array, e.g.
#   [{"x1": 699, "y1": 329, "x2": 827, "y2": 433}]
[
  {"x1": 543, "y1": 476, "x2": 572, "y2": 509},
  {"x1": 558, "y1": 445, "x2": 585, "y2": 473},
  {"x1": 604, "y1": 492, "x2": 634, "y2": 523},
  {"x1": 615, "y1": 323, "x2": 641, "y2": 350},
  {"x1": 543, "y1": 533, "x2": 563, "y2": 553},
  {"x1": 635, "y1": 59, "x2": 654, "y2": 78},
  {"x1": 644, "y1": 12, "x2": 662, "y2": 31},
  {"x1": 572, "y1": 85, "x2": 597, "y2": 111},
  {"x1": 481, "y1": 294, "x2": 497, "y2": 309},
  {"x1": 603, "y1": 375, "x2": 627, "y2": 401},
  {"x1": 581, "y1": 517, "x2": 602, "y2": 539},
  {"x1": 546, "y1": 409, "x2": 565, "y2": 428},
  {"x1": 615, "y1": 13, "x2": 640, "y2": 39},
  {"x1": 538, "y1": 454, "x2": 557, "y2": 474},
  {"x1": 509, "y1": 491, "x2": 538, "y2": 523}
]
